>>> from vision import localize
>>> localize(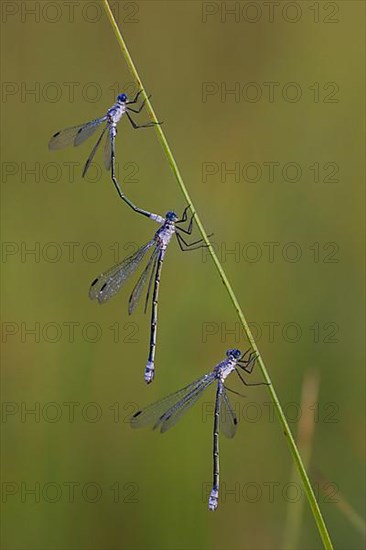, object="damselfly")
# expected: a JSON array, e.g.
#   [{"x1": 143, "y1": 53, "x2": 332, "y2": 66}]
[
  {"x1": 48, "y1": 90, "x2": 161, "y2": 213},
  {"x1": 131, "y1": 348, "x2": 265, "y2": 510},
  {"x1": 89, "y1": 206, "x2": 208, "y2": 383}
]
